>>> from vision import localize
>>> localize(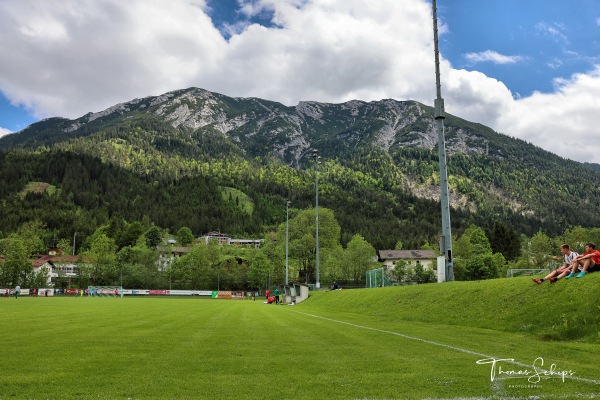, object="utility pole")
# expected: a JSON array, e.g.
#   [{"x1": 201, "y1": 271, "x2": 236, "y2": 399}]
[{"x1": 432, "y1": 0, "x2": 454, "y2": 281}]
